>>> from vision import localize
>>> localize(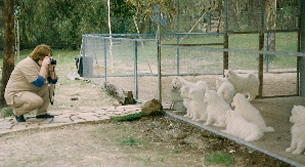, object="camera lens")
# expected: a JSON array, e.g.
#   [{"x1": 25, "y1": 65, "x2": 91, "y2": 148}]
[{"x1": 50, "y1": 57, "x2": 57, "y2": 65}]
